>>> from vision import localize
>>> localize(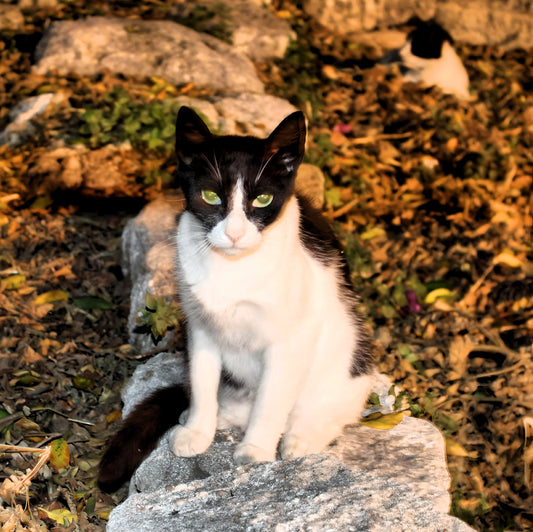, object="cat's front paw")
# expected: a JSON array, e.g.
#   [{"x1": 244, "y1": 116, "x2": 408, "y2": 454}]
[
  {"x1": 280, "y1": 434, "x2": 317, "y2": 459},
  {"x1": 234, "y1": 443, "x2": 275, "y2": 465},
  {"x1": 170, "y1": 425, "x2": 213, "y2": 457}
]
